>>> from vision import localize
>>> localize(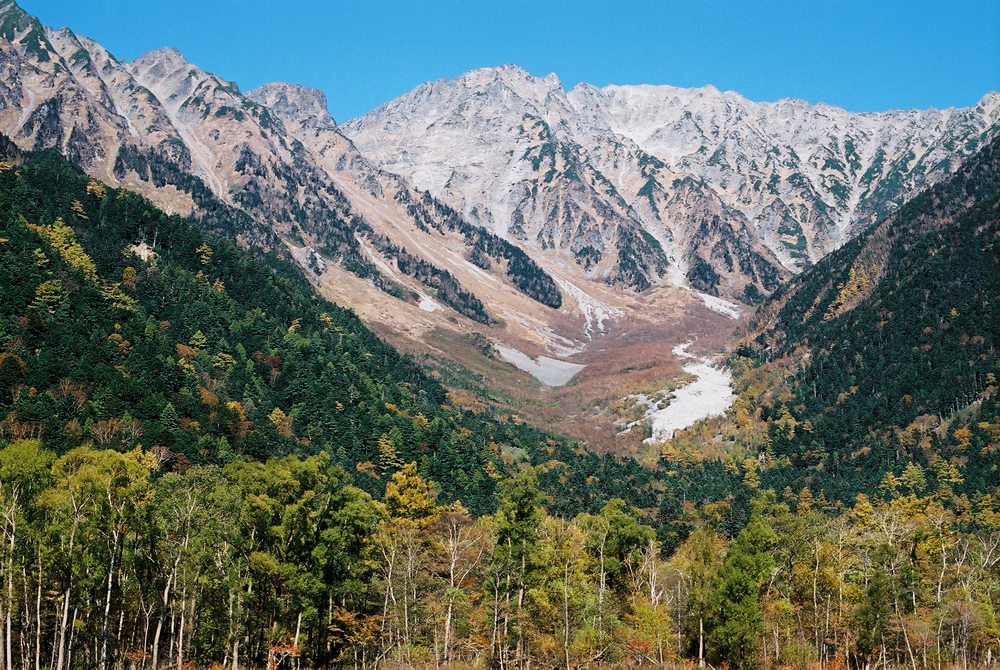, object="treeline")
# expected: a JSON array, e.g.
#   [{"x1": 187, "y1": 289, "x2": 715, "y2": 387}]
[
  {"x1": 364, "y1": 227, "x2": 495, "y2": 326},
  {"x1": 115, "y1": 137, "x2": 479, "y2": 325},
  {"x1": 5, "y1": 443, "x2": 1000, "y2": 670},
  {"x1": 0, "y1": 144, "x2": 514, "y2": 511},
  {"x1": 113, "y1": 143, "x2": 282, "y2": 254}
]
